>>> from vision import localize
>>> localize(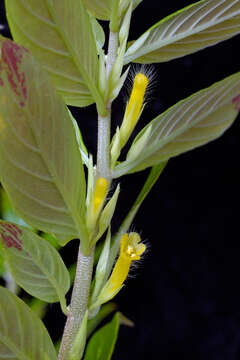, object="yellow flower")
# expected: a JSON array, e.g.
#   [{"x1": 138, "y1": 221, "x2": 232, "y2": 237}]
[
  {"x1": 108, "y1": 232, "x2": 146, "y2": 292},
  {"x1": 93, "y1": 177, "x2": 109, "y2": 214},
  {"x1": 120, "y1": 72, "x2": 149, "y2": 148},
  {"x1": 87, "y1": 177, "x2": 109, "y2": 233},
  {"x1": 96, "y1": 232, "x2": 146, "y2": 305}
]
